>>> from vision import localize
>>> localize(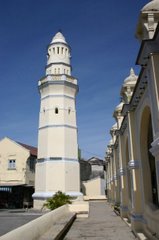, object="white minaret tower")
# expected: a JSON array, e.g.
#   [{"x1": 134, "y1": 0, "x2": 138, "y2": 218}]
[{"x1": 33, "y1": 32, "x2": 82, "y2": 208}]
